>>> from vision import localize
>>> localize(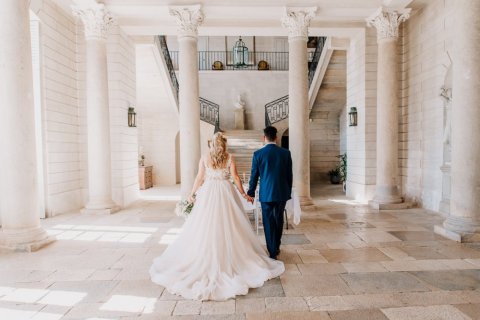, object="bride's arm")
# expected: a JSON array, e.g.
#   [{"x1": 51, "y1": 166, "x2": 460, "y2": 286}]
[
  {"x1": 229, "y1": 156, "x2": 253, "y2": 202},
  {"x1": 188, "y1": 156, "x2": 206, "y2": 202}
]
